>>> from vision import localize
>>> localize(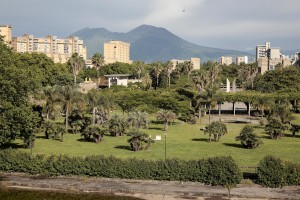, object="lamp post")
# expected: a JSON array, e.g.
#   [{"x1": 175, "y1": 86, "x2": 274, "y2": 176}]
[{"x1": 164, "y1": 132, "x2": 167, "y2": 160}]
